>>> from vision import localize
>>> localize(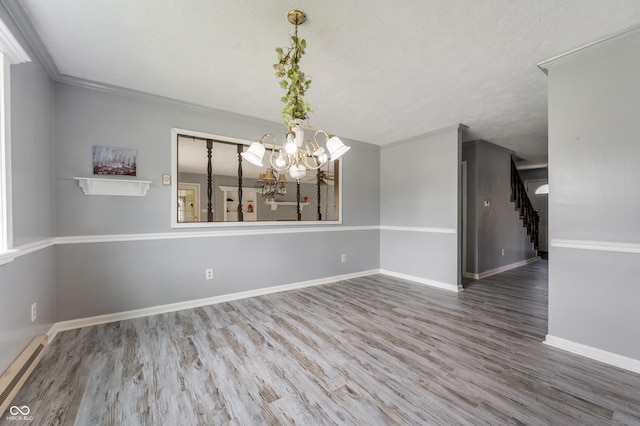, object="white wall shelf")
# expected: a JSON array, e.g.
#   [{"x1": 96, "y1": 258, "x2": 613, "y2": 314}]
[
  {"x1": 264, "y1": 200, "x2": 310, "y2": 211},
  {"x1": 74, "y1": 177, "x2": 151, "y2": 196}
]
